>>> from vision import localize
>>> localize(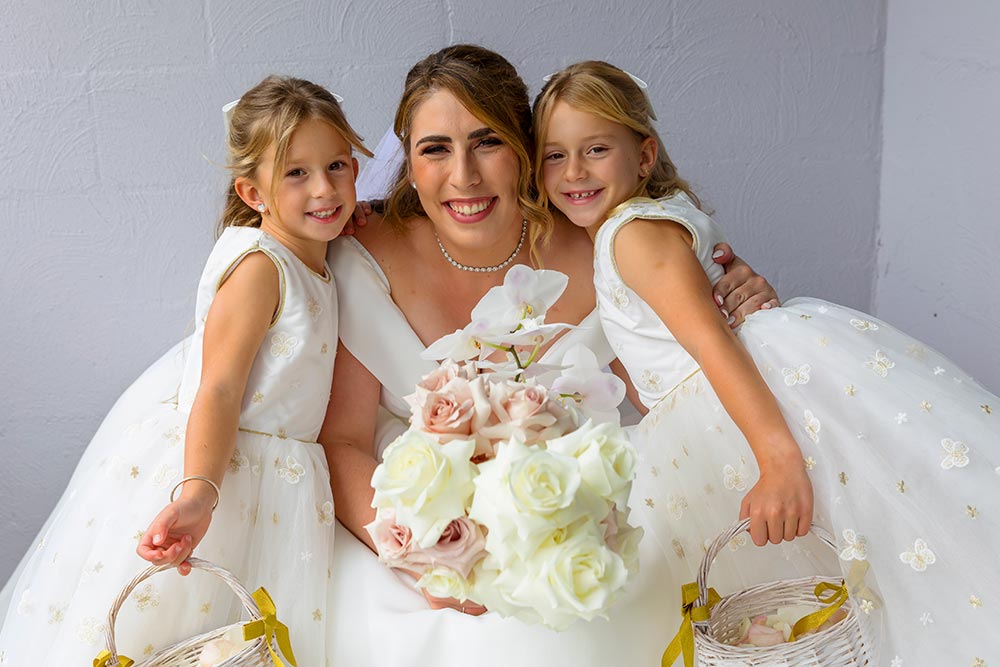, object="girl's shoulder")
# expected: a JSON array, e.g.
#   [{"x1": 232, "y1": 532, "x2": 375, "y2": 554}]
[{"x1": 599, "y1": 193, "x2": 722, "y2": 256}]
